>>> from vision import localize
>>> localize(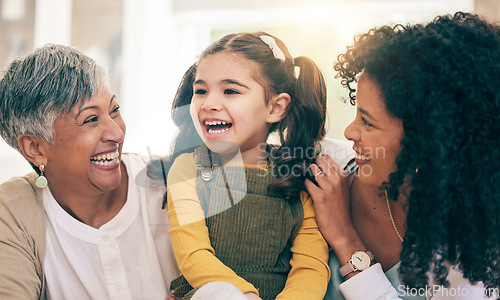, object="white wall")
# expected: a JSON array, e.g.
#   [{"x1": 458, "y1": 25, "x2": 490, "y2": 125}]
[
  {"x1": 0, "y1": 0, "x2": 476, "y2": 182},
  {"x1": 0, "y1": 0, "x2": 74, "y2": 182}
]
